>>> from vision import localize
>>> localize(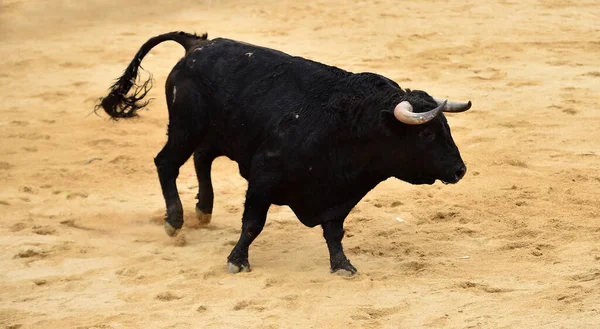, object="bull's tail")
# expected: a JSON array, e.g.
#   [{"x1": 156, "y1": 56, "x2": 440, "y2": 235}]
[{"x1": 95, "y1": 31, "x2": 208, "y2": 119}]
